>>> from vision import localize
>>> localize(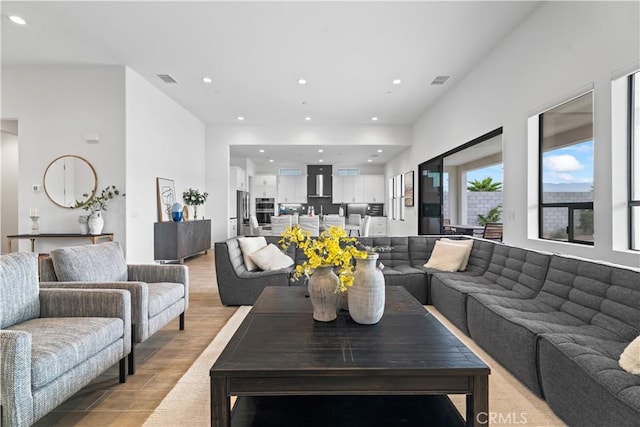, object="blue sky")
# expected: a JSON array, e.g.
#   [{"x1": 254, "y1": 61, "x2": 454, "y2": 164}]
[{"x1": 542, "y1": 140, "x2": 594, "y2": 184}]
